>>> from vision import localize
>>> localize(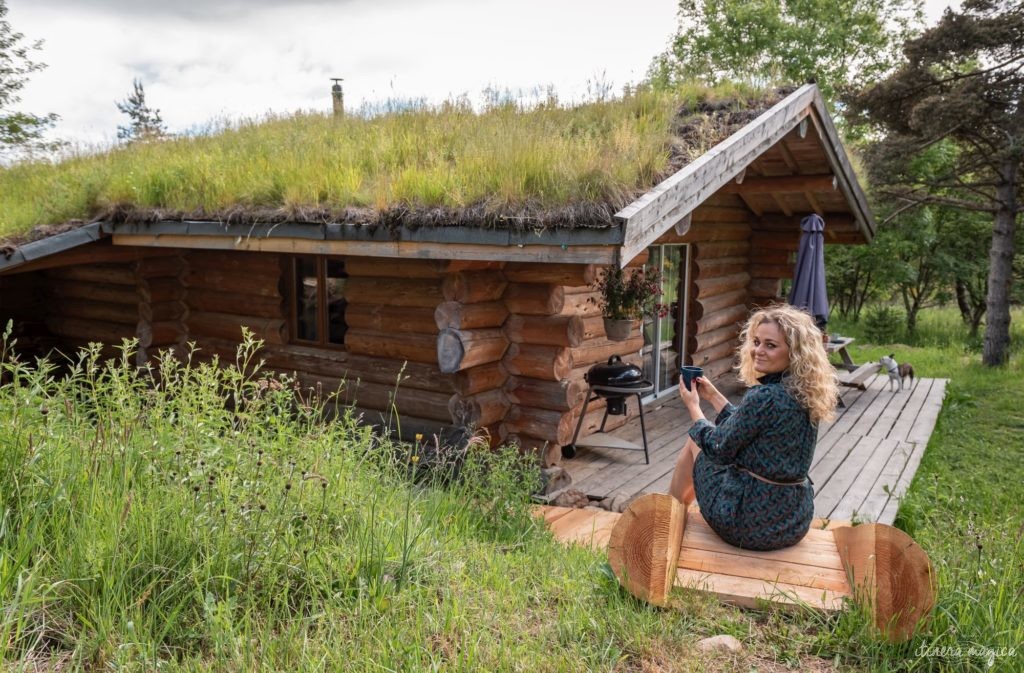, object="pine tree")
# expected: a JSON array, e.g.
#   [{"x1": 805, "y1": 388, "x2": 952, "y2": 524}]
[
  {"x1": 846, "y1": 0, "x2": 1024, "y2": 365},
  {"x1": 116, "y1": 78, "x2": 166, "y2": 142}
]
